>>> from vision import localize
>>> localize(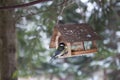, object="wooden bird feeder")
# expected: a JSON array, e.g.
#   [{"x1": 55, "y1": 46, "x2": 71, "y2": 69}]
[{"x1": 49, "y1": 23, "x2": 101, "y2": 58}]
